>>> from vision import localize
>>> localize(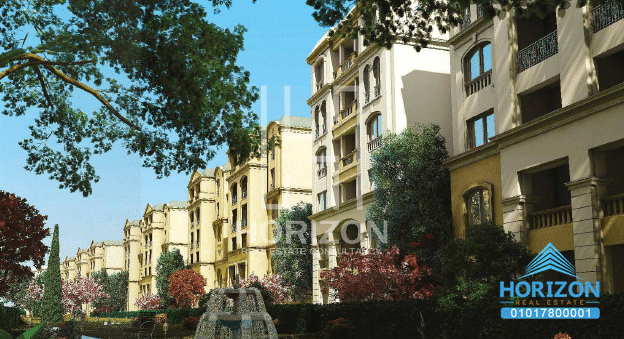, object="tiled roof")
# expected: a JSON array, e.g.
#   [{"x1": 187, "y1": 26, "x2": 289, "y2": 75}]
[
  {"x1": 129, "y1": 220, "x2": 141, "y2": 226},
  {"x1": 278, "y1": 116, "x2": 313, "y2": 129},
  {"x1": 153, "y1": 204, "x2": 165, "y2": 211},
  {"x1": 103, "y1": 240, "x2": 123, "y2": 246},
  {"x1": 167, "y1": 201, "x2": 187, "y2": 209},
  {"x1": 202, "y1": 168, "x2": 215, "y2": 177}
]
